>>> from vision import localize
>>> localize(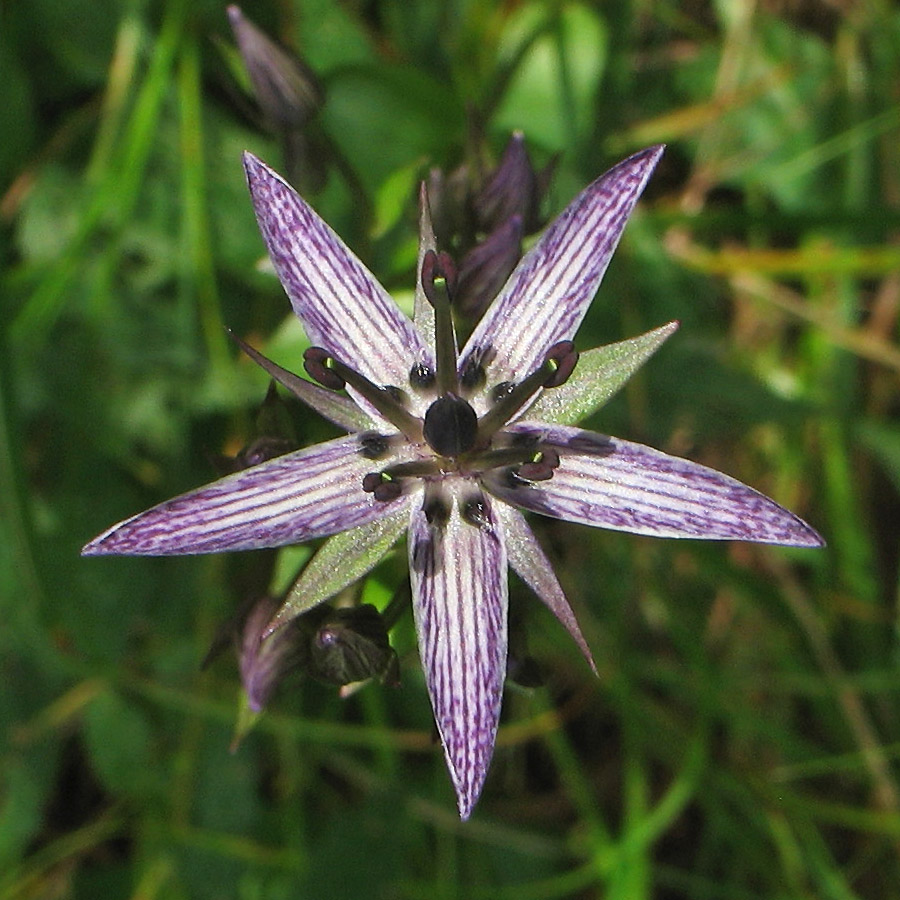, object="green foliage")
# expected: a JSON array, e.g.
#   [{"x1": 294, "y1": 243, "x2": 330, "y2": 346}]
[{"x1": 2, "y1": 0, "x2": 899, "y2": 897}]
